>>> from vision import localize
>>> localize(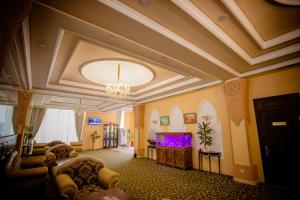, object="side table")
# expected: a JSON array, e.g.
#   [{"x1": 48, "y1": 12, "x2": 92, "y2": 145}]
[
  {"x1": 147, "y1": 145, "x2": 156, "y2": 160},
  {"x1": 198, "y1": 150, "x2": 221, "y2": 174}
]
